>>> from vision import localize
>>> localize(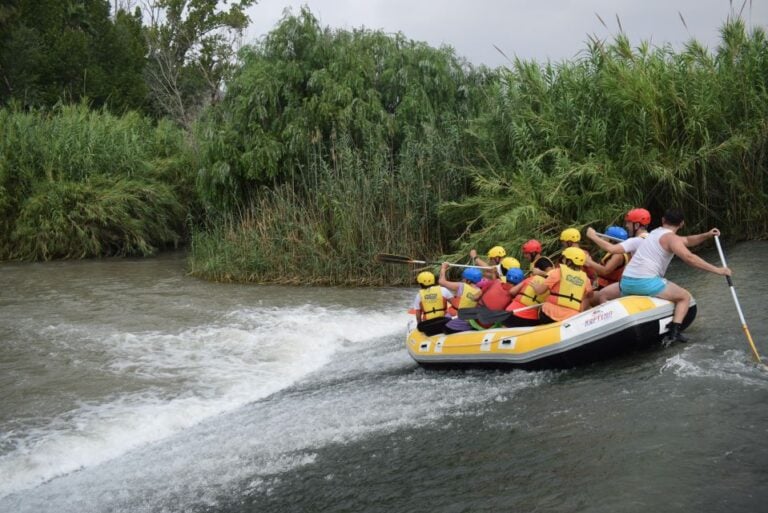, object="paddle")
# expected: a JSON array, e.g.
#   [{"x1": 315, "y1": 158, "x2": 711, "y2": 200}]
[
  {"x1": 376, "y1": 253, "x2": 494, "y2": 269},
  {"x1": 713, "y1": 236, "x2": 765, "y2": 365},
  {"x1": 458, "y1": 303, "x2": 542, "y2": 324},
  {"x1": 594, "y1": 232, "x2": 625, "y2": 242}
]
